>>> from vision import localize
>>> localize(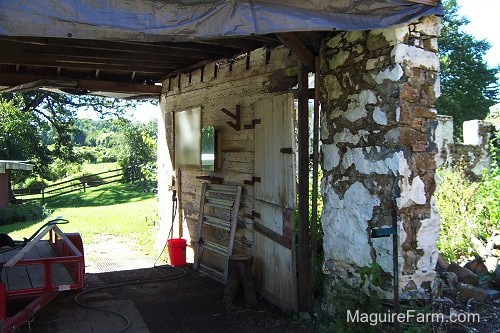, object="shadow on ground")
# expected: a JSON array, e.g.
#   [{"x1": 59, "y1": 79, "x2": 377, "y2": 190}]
[{"x1": 30, "y1": 266, "x2": 318, "y2": 333}]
